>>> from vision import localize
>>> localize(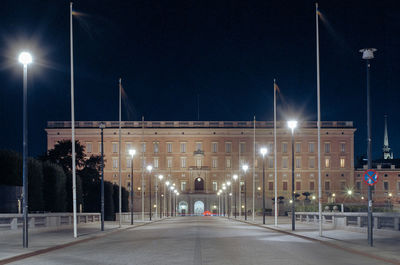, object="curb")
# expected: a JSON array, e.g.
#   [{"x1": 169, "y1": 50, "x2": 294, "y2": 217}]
[
  {"x1": 230, "y1": 218, "x2": 400, "y2": 265},
  {"x1": 0, "y1": 218, "x2": 166, "y2": 265}
]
